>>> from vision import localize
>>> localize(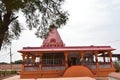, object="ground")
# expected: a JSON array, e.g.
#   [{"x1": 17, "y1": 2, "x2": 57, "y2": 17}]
[{"x1": 2, "y1": 75, "x2": 102, "y2": 80}]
